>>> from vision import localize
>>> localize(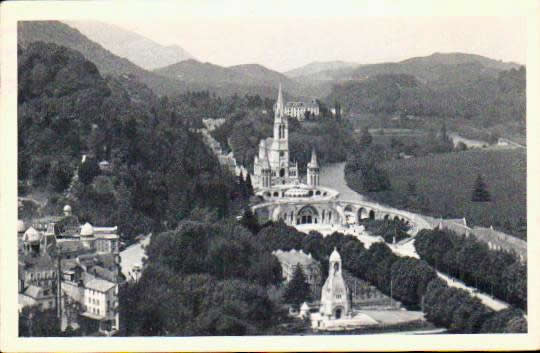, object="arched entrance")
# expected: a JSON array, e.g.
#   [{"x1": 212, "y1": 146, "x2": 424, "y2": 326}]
[
  {"x1": 334, "y1": 306, "x2": 343, "y2": 319},
  {"x1": 296, "y1": 205, "x2": 319, "y2": 225},
  {"x1": 358, "y1": 208, "x2": 366, "y2": 221},
  {"x1": 279, "y1": 168, "x2": 285, "y2": 177},
  {"x1": 369, "y1": 210, "x2": 375, "y2": 220}
]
